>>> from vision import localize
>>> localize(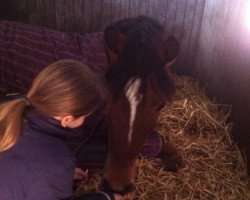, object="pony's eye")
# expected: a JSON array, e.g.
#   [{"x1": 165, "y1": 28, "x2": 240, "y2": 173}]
[{"x1": 135, "y1": 93, "x2": 143, "y2": 102}]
